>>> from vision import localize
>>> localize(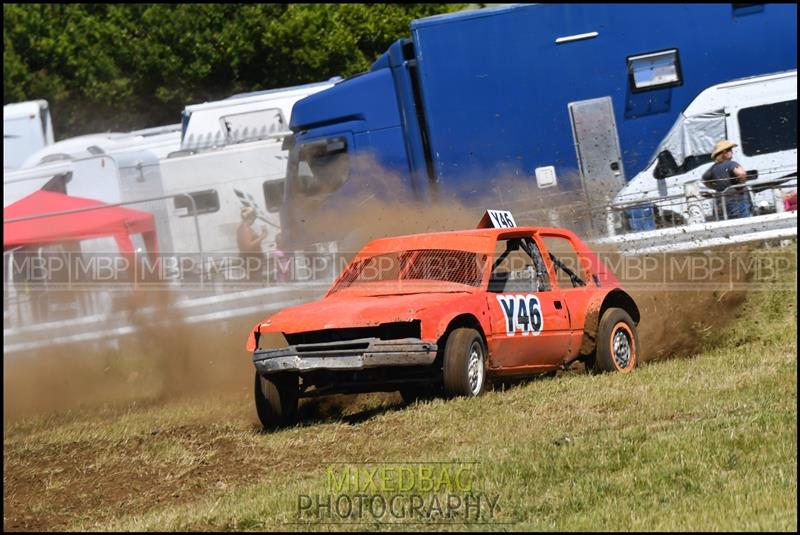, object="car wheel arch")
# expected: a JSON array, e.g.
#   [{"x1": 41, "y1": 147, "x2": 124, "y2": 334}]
[
  {"x1": 434, "y1": 313, "x2": 488, "y2": 364},
  {"x1": 579, "y1": 289, "x2": 640, "y2": 357}
]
